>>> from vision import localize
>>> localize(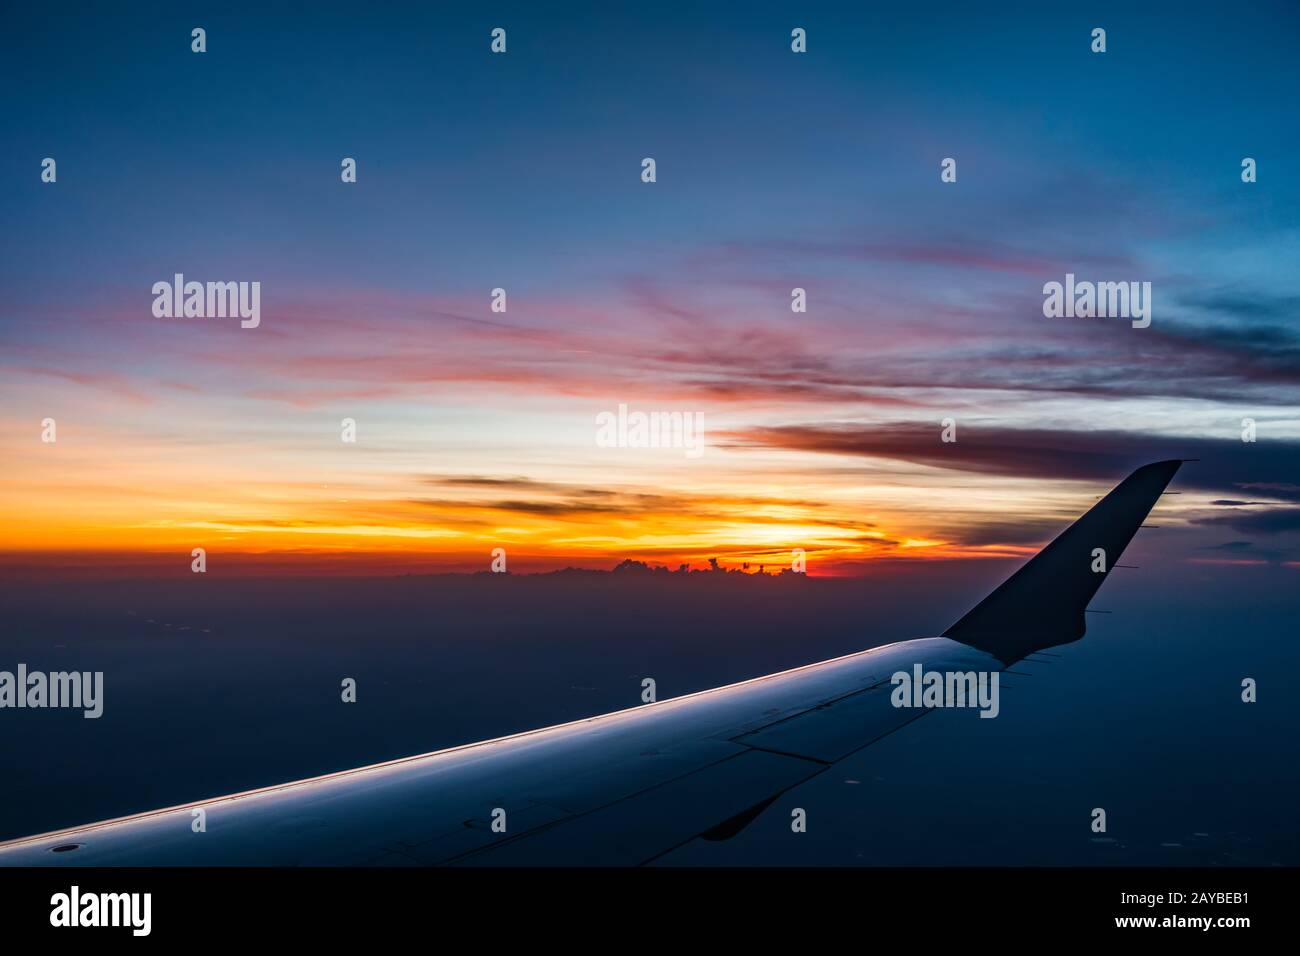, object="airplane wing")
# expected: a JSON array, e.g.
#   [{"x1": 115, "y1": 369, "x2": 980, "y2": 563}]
[{"x1": 0, "y1": 460, "x2": 1181, "y2": 866}]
